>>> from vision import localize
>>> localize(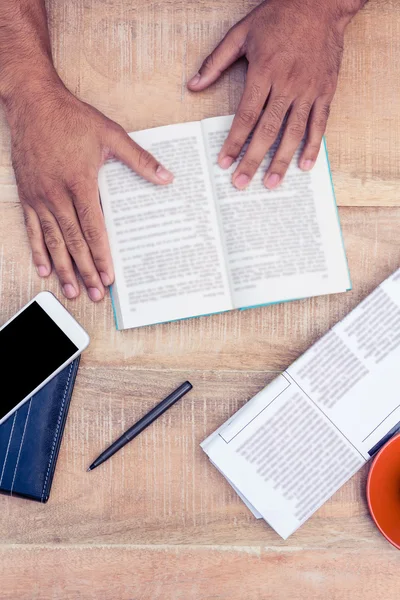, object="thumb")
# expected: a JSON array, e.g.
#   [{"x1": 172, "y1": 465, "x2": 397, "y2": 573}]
[
  {"x1": 188, "y1": 25, "x2": 246, "y2": 91},
  {"x1": 108, "y1": 126, "x2": 174, "y2": 185}
]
